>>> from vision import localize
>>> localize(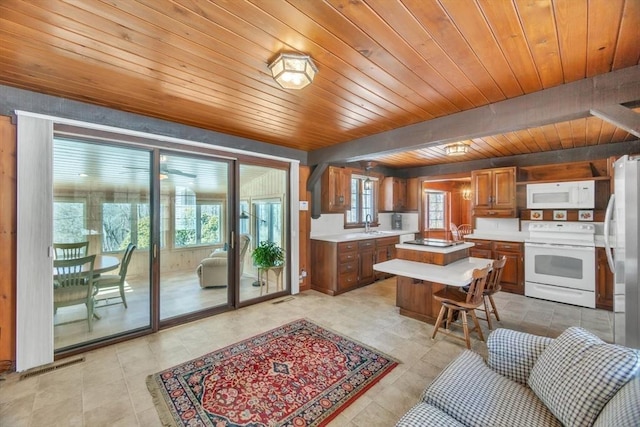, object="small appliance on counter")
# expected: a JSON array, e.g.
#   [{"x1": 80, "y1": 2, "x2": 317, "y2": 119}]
[{"x1": 392, "y1": 213, "x2": 402, "y2": 230}]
